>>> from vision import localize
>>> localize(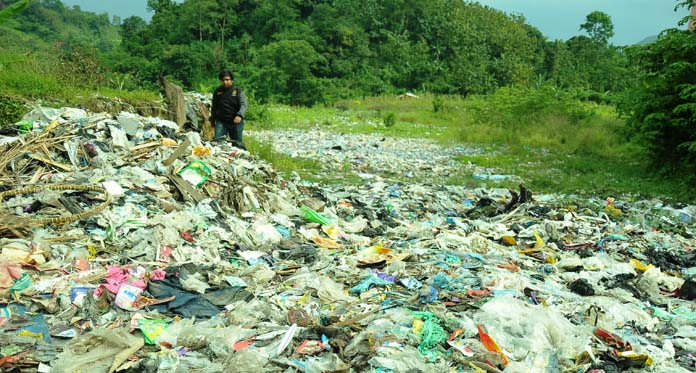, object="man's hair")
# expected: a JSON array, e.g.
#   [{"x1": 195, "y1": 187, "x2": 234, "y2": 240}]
[{"x1": 219, "y1": 69, "x2": 234, "y2": 80}]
